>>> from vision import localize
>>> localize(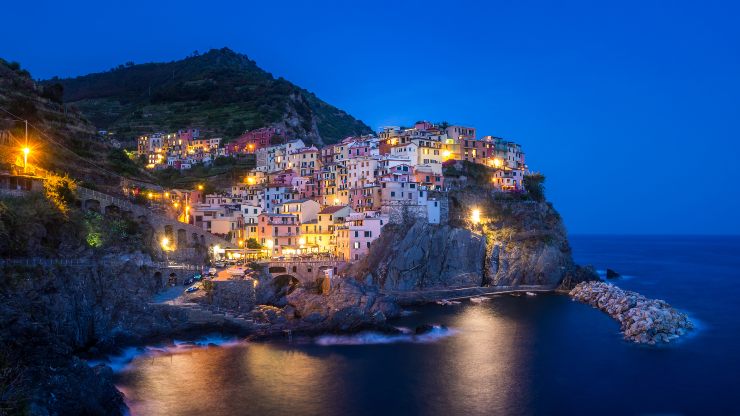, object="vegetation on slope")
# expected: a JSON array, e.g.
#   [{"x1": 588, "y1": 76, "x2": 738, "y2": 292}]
[
  {"x1": 0, "y1": 59, "x2": 154, "y2": 188},
  {"x1": 49, "y1": 48, "x2": 372, "y2": 145}
]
